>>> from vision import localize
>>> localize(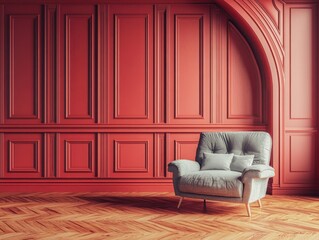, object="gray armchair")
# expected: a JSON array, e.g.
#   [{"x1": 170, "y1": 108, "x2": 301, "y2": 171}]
[{"x1": 168, "y1": 131, "x2": 275, "y2": 217}]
